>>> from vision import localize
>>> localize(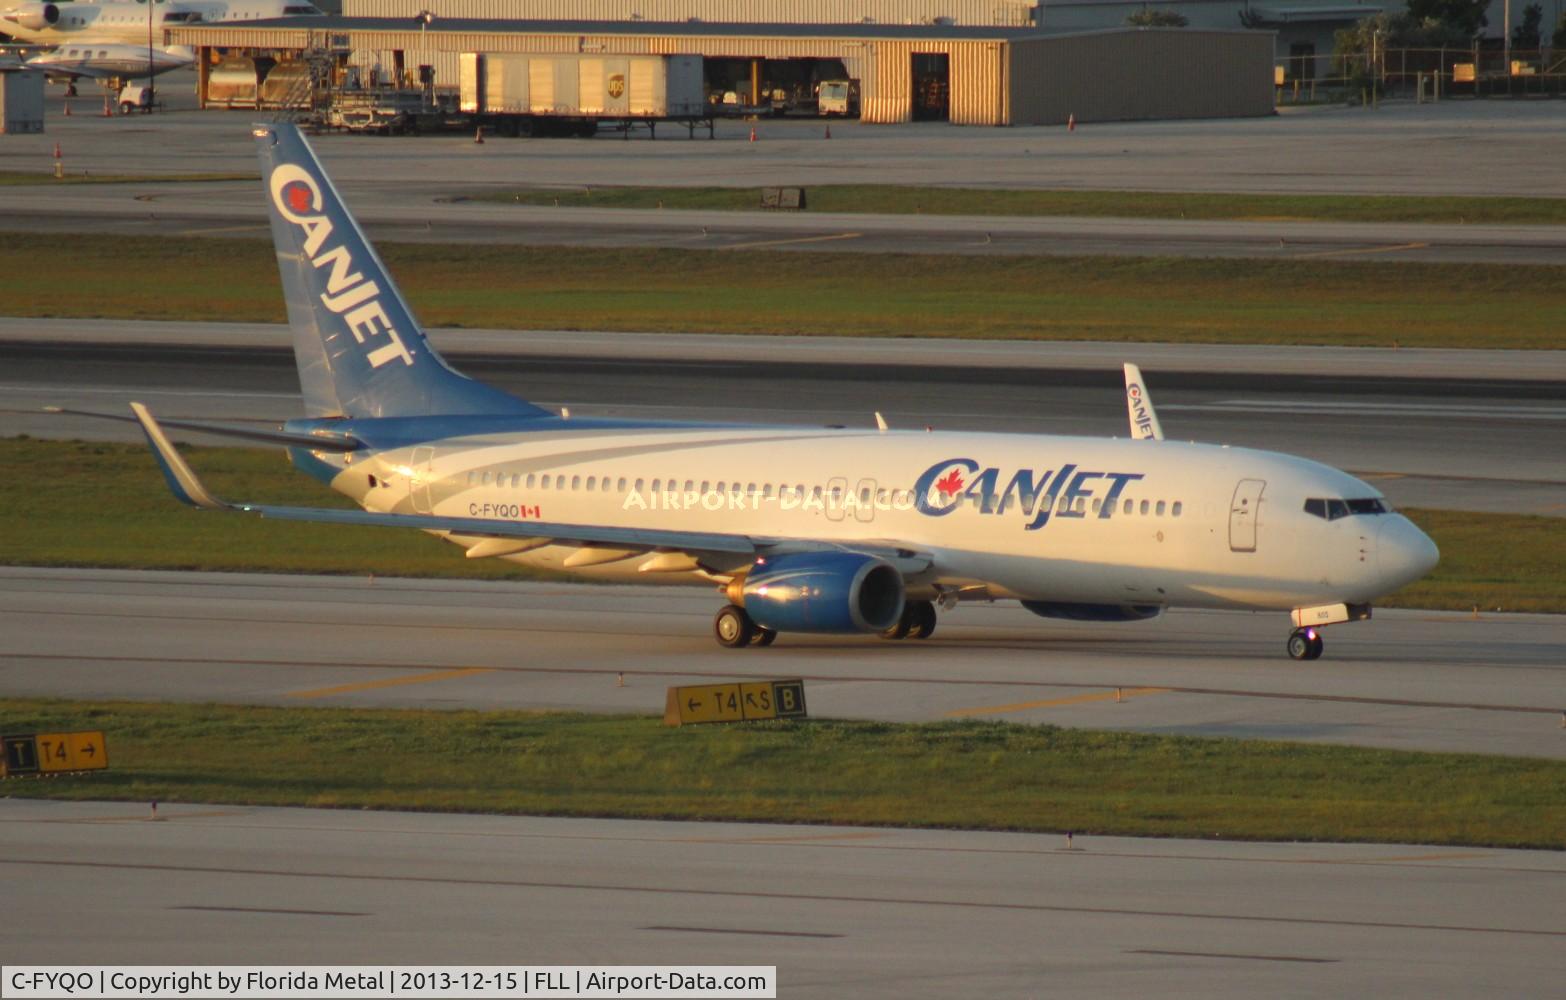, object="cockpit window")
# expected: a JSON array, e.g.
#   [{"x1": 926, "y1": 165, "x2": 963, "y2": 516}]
[{"x1": 1304, "y1": 497, "x2": 1389, "y2": 520}]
